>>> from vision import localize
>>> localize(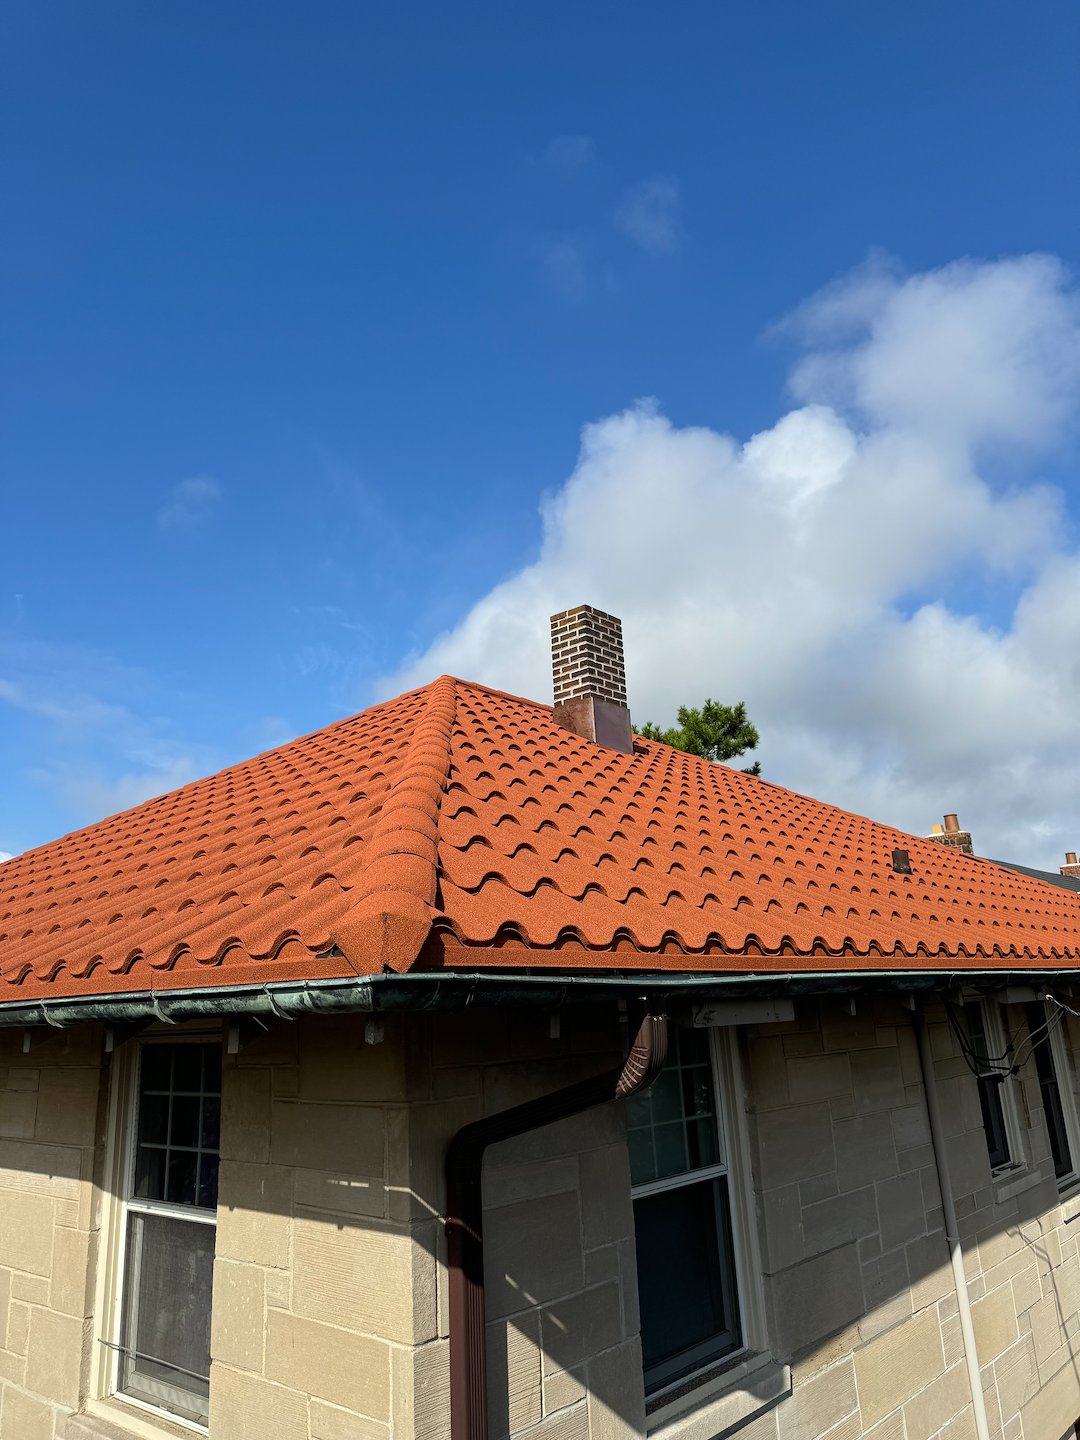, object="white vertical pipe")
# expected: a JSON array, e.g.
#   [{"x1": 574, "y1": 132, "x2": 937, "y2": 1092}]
[{"x1": 914, "y1": 1004, "x2": 991, "y2": 1440}]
